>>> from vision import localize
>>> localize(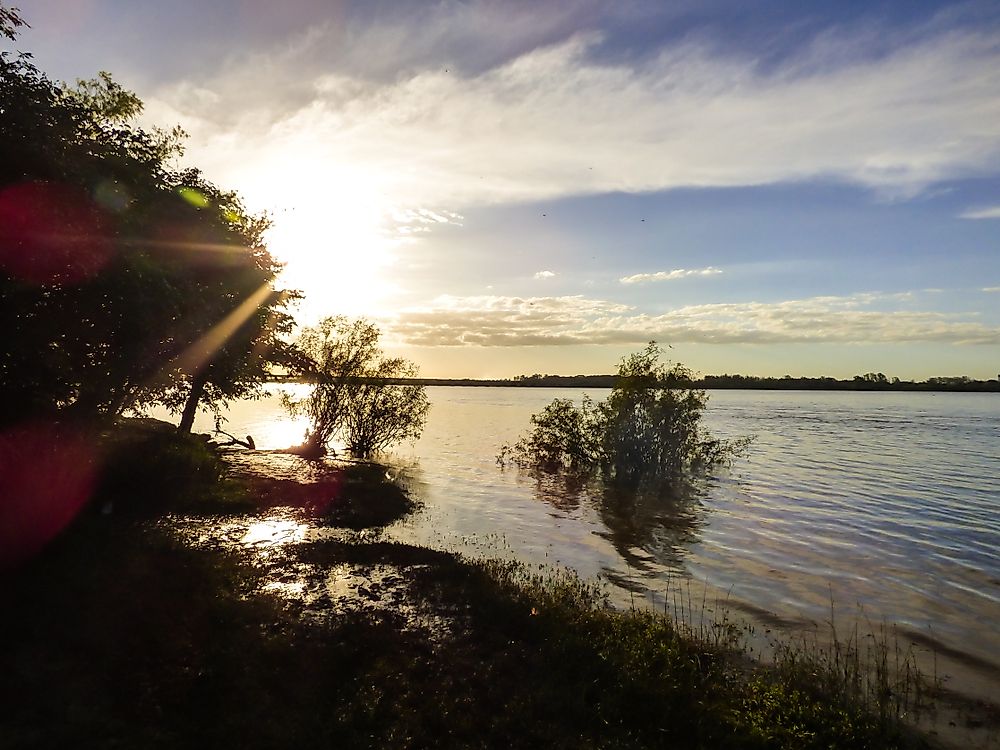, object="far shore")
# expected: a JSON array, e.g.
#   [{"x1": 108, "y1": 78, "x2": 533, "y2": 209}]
[{"x1": 269, "y1": 374, "x2": 1000, "y2": 393}]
